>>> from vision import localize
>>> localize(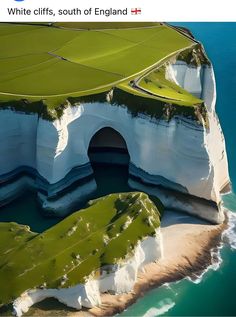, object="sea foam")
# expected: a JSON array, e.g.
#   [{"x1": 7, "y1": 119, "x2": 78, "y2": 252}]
[
  {"x1": 223, "y1": 209, "x2": 236, "y2": 250},
  {"x1": 187, "y1": 206, "x2": 236, "y2": 285},
  {"x1": 143, "y1": 298, "x2": 175, "y2": 317}
]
